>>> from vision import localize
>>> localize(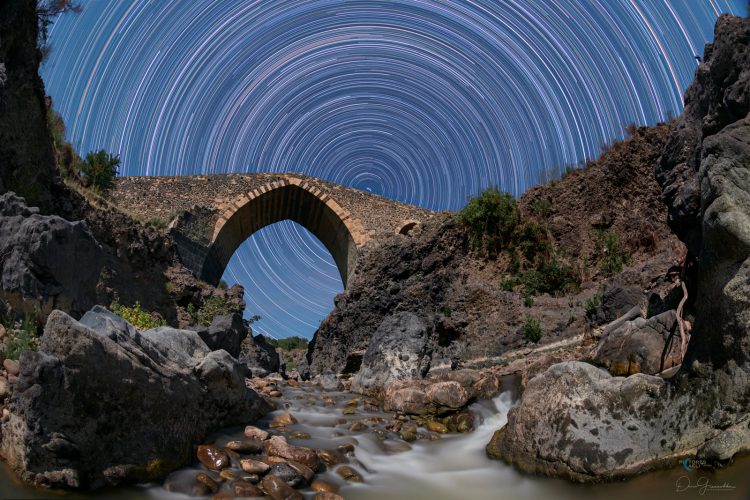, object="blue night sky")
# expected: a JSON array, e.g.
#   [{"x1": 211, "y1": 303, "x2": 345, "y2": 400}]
[{"x1": 42, "y1": 0, "x2": 745, "y2": 339}]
